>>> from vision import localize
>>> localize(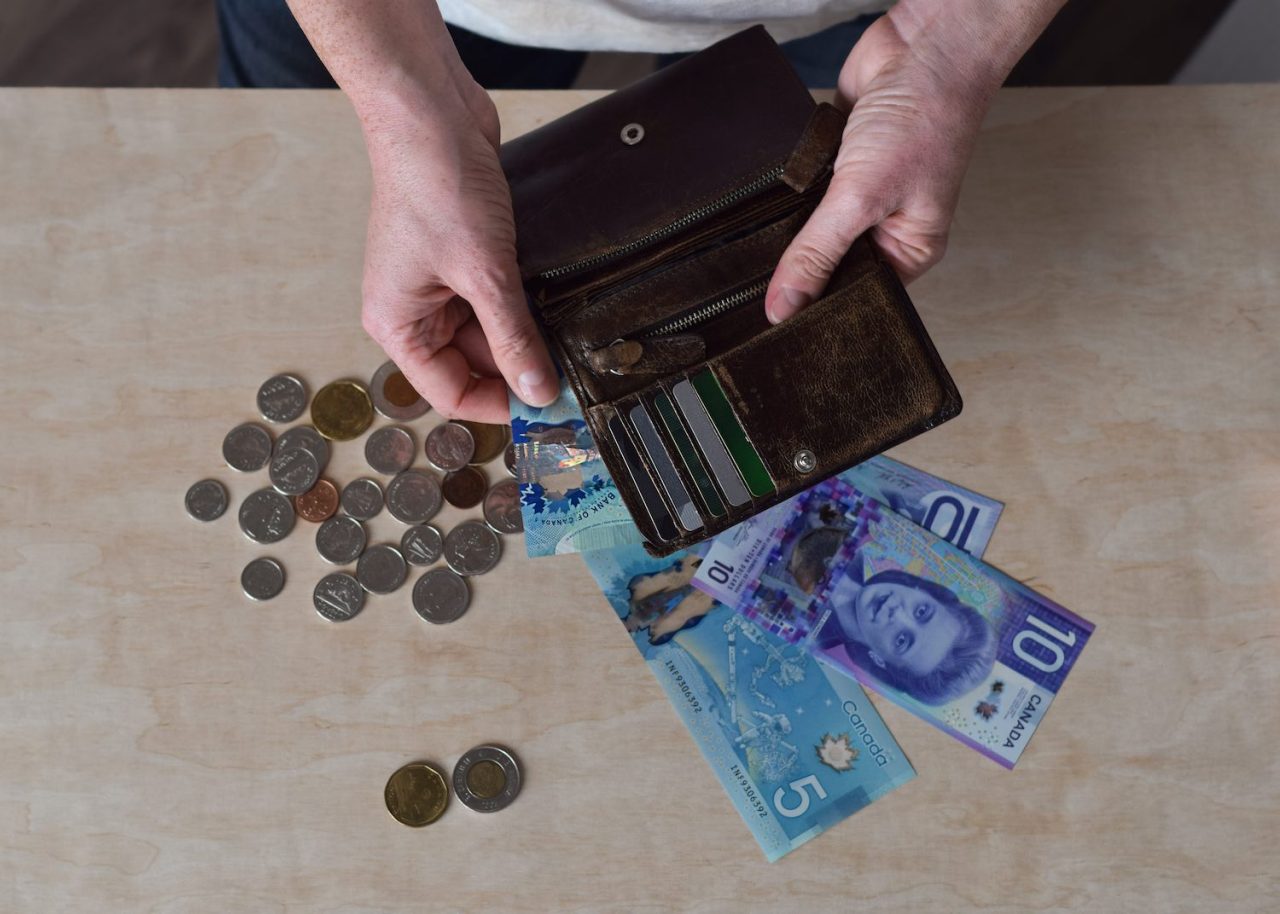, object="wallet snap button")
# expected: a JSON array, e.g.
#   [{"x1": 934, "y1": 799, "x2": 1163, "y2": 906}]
[
  {"x1": 793, "y1": 449, "x2": 817, "y2": 473},
  {"x1": 620, "y1": 123, "x2": 645, "y2": 145}
]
